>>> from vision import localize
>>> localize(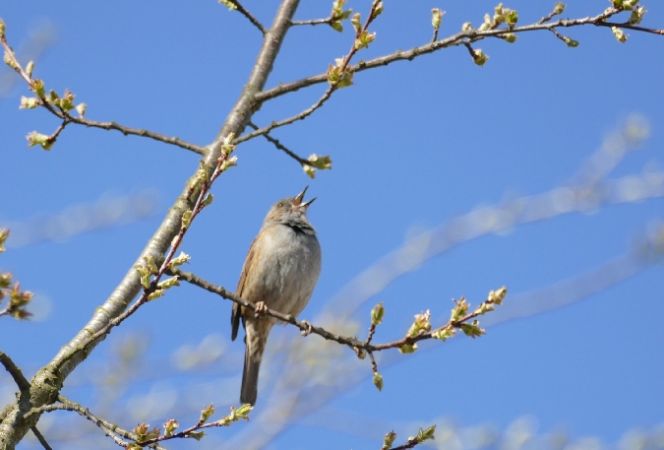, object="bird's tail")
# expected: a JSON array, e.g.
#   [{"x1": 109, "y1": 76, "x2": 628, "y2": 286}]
[{"x1": 241, "y1": 328, "x2": 267, "y2": 405}]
